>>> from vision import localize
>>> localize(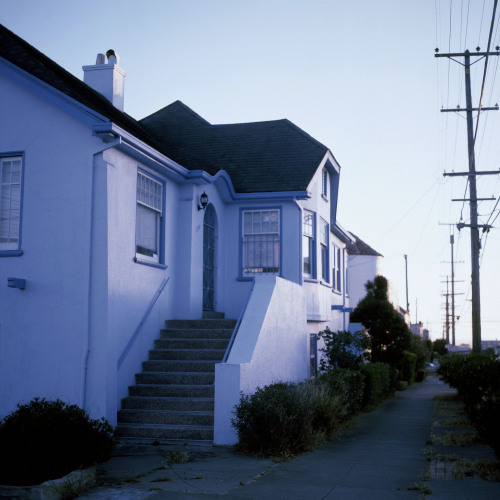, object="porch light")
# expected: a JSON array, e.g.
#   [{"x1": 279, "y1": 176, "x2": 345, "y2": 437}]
[{"x1": 198, "y1": 192, "x2": 209, "y2": 211}]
